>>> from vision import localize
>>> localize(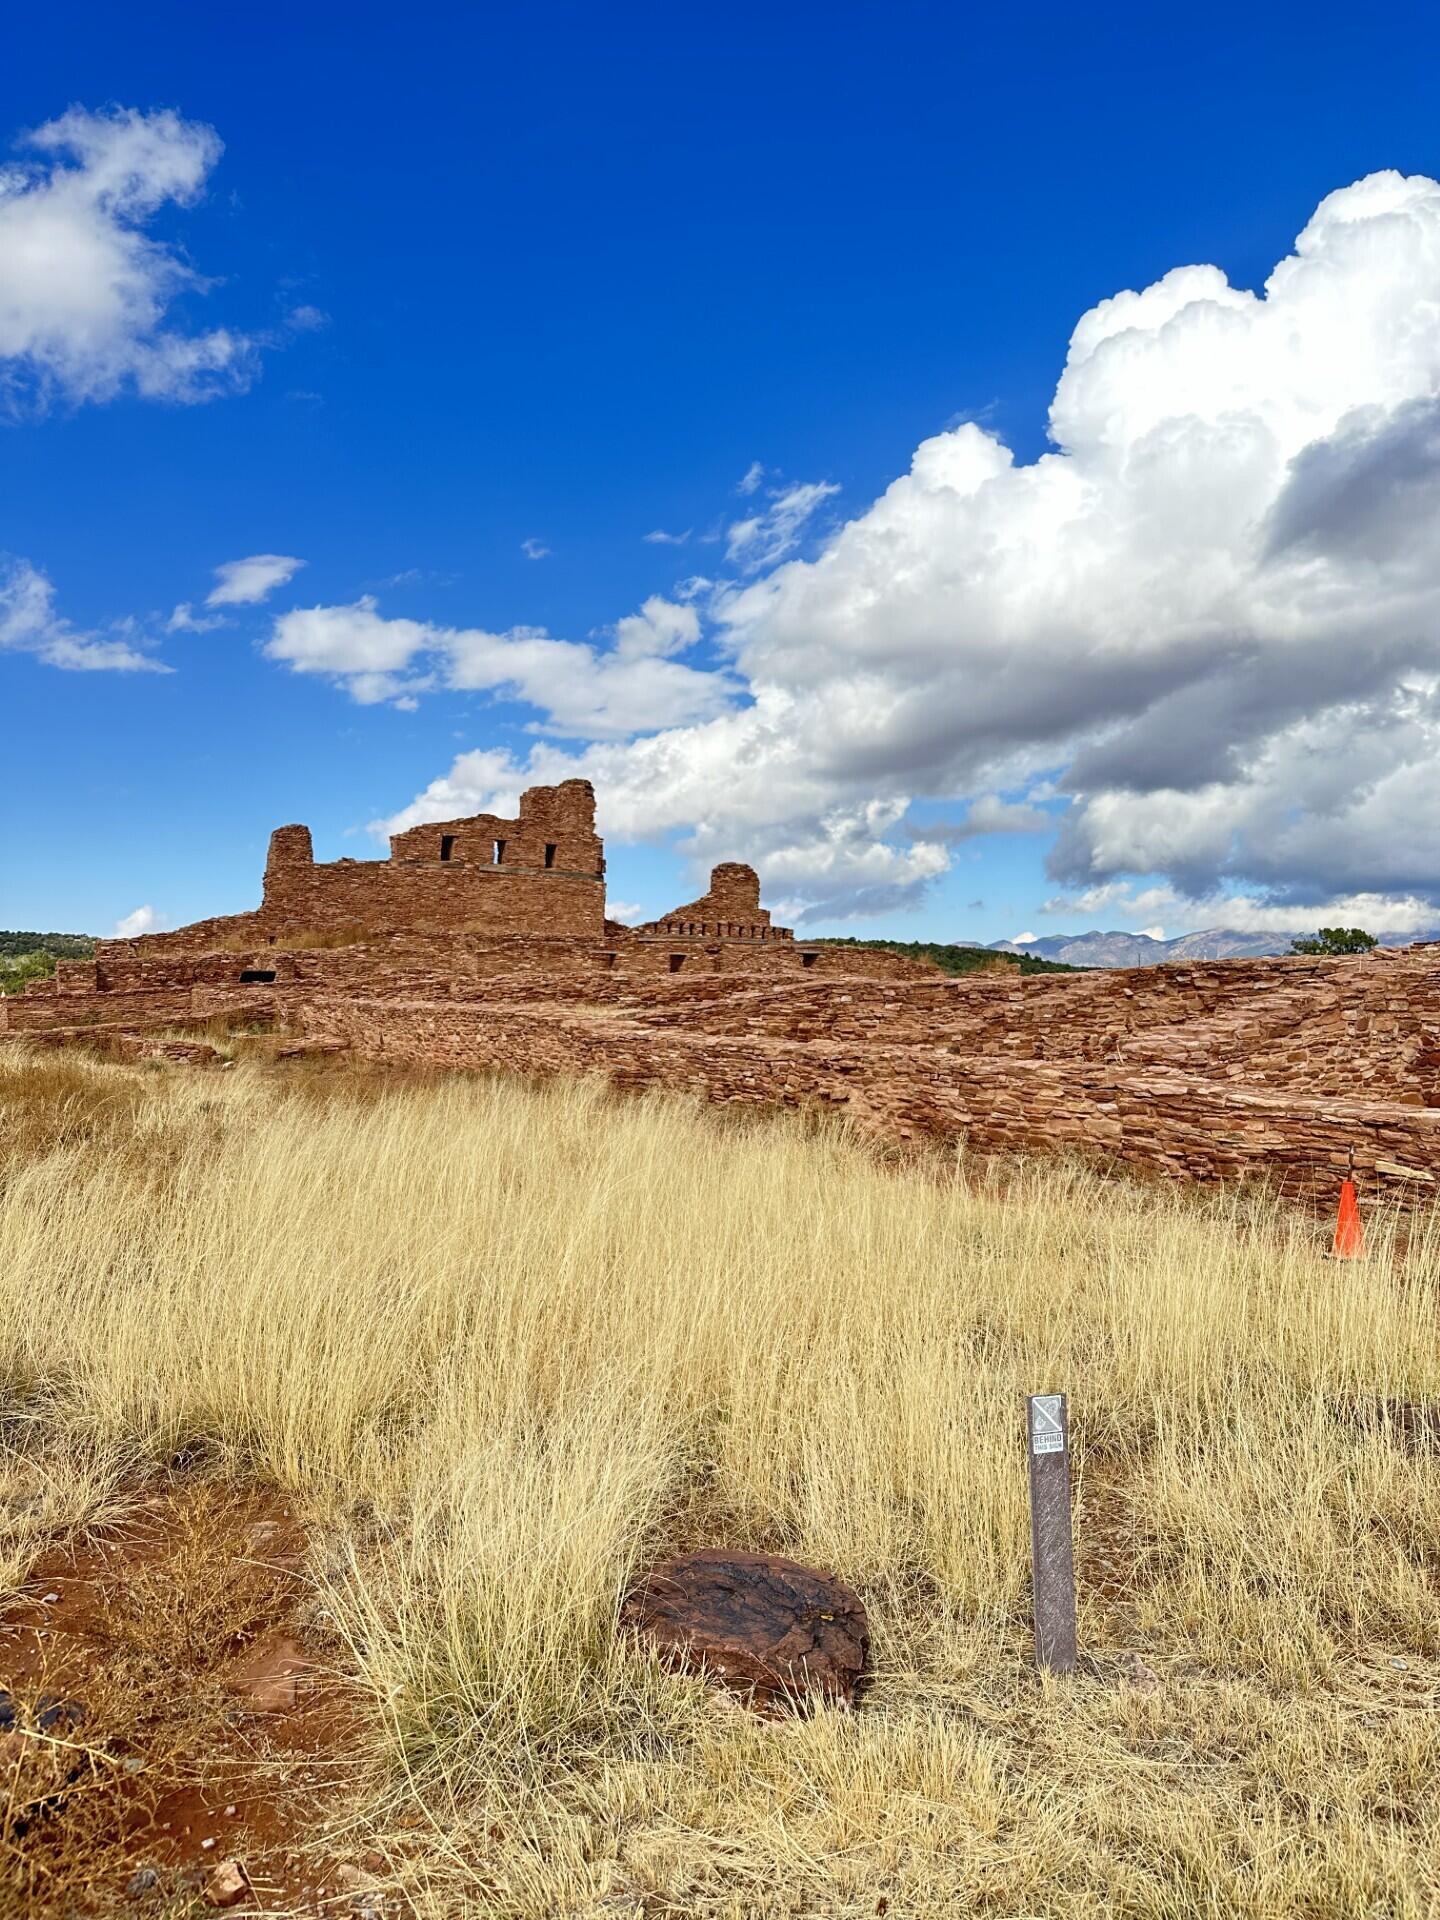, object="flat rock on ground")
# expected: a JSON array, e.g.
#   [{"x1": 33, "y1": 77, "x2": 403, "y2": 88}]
[{"x1": 622, "y1": 1549, "x2": 869, "y2": 1713}]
